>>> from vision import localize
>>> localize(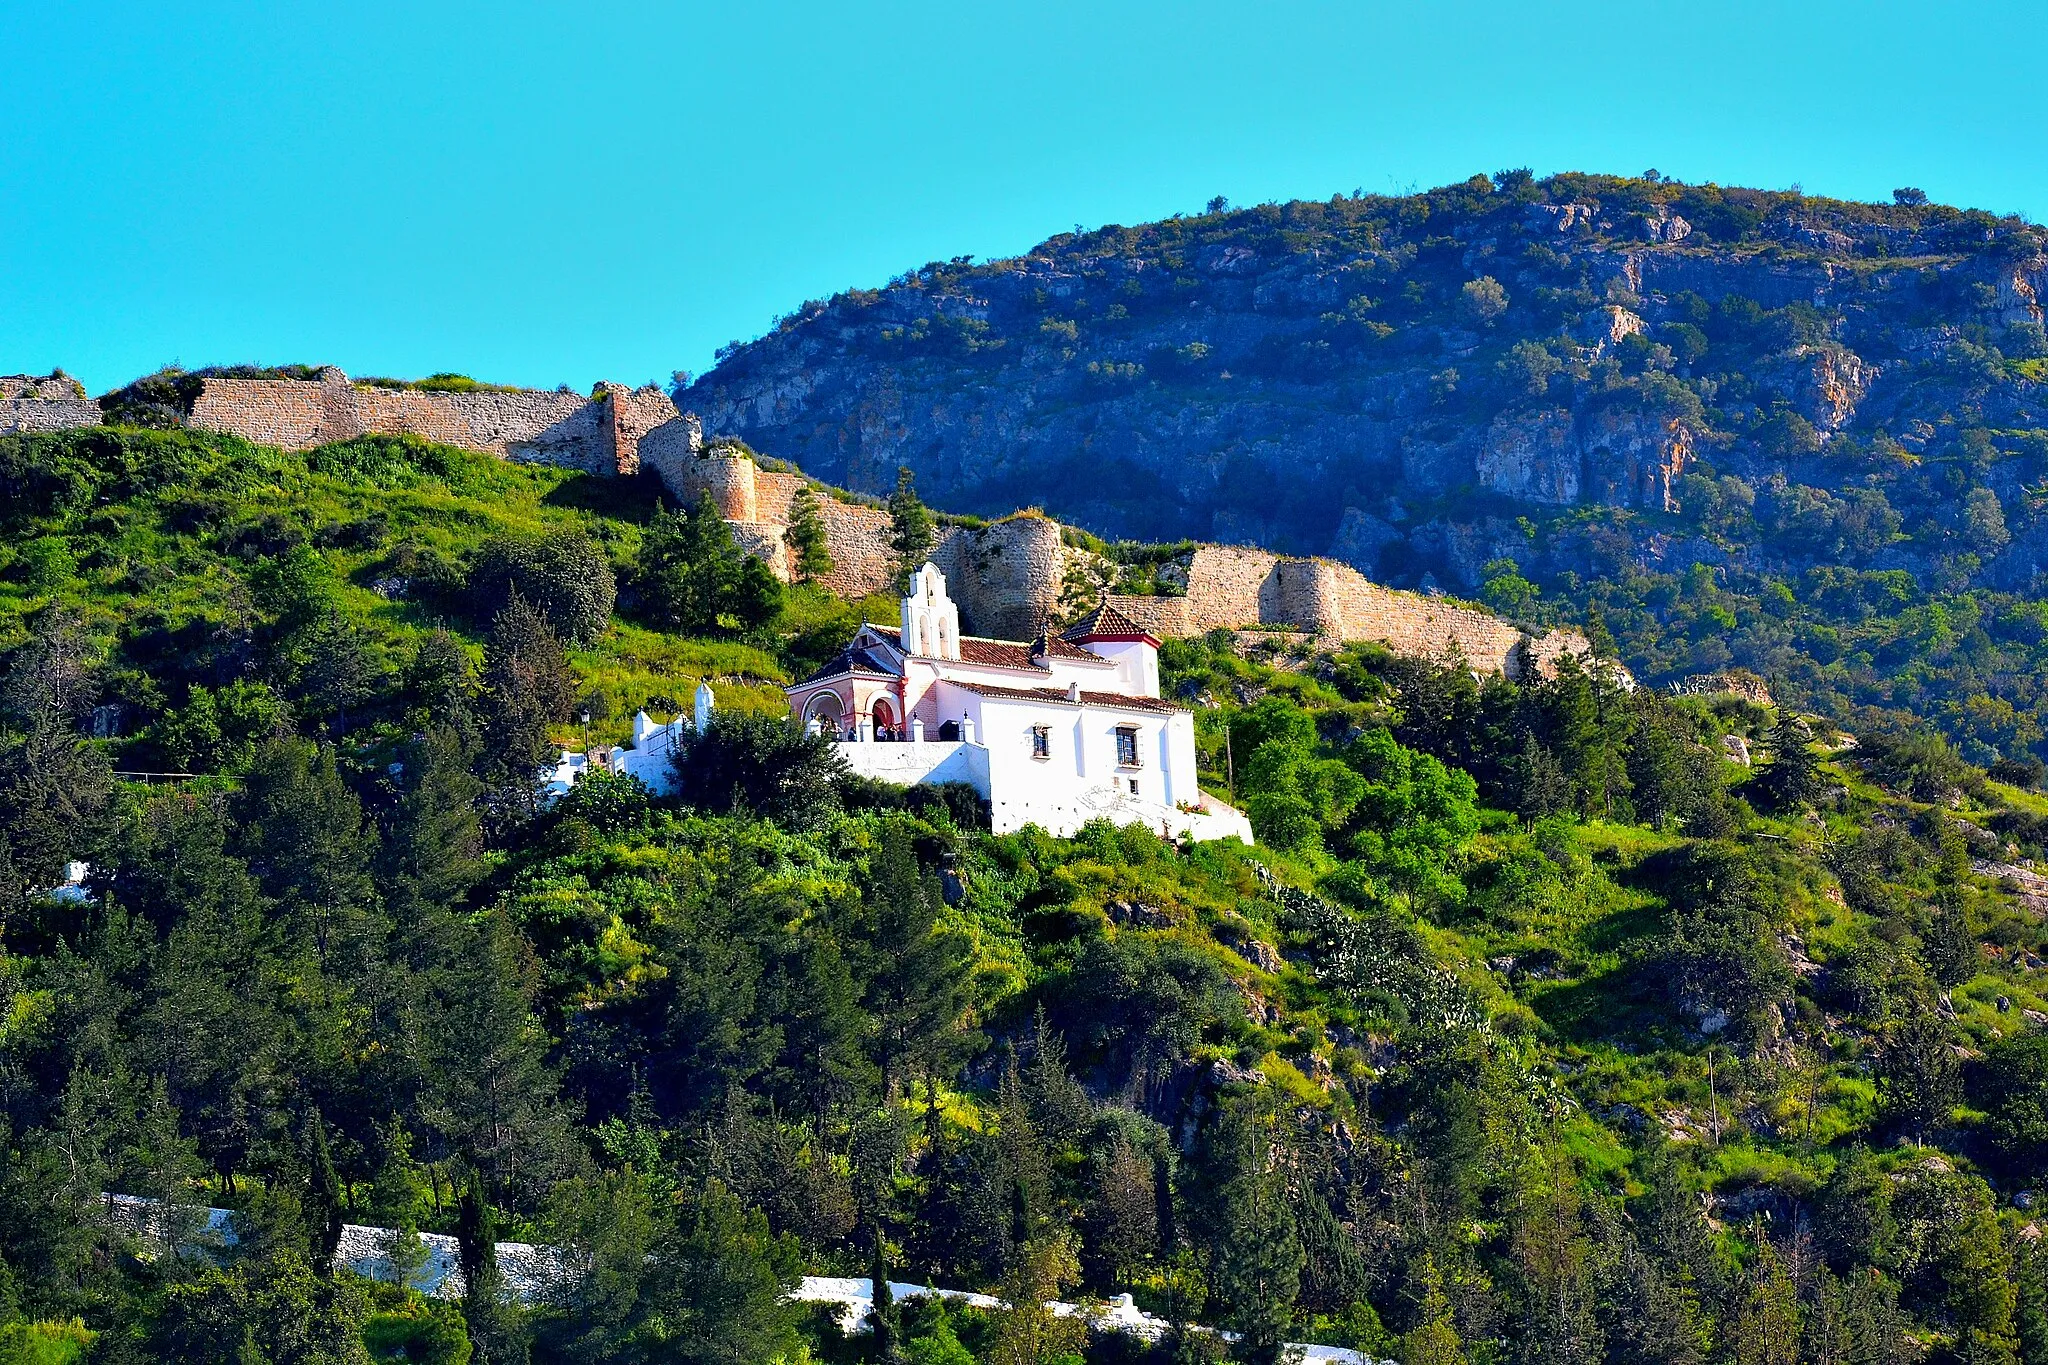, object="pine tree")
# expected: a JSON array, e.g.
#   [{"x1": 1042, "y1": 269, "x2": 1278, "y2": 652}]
[
  {"x1": 637, "y1": 492, "x2": 781, "y2": 635},
  {"x1": 237, "y1": 737, "x2": 381, "y2": 972},
  {"x1": 1755, "y1": 714, "x2": 1824, "y2": 813},
  {"x1": 1726, "y1": 1236, "x2": 1800, "y2": 1365},
  {"x1": 864, "y1": 828, "x2": 973, "y2": 1096},
  {"x1": 381, "y1": 723, "x2": 485, "y2": 947},
  {"x1": 1083, "y1": 1136, "x2": 1158, "y2": 1293},
  {"x1": 1208, "y1": 1097, "x2": 1303, "y2": 1363},
  {"x1": 478, "y1": 592, "x2": 574, "y2": 827},
  {"x1": 887, "y1": 466, "x2": 936, "y2": 589},
  {"x1": 1514, "y1": 733, "x2": 1573, "y2": 824},
  {"x1": 787, "y1": 483, "x2": 834, "y2": 580},
  {"x1": 1403, "y1": 1253, "x2": 1468, "y2": 1365}
]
